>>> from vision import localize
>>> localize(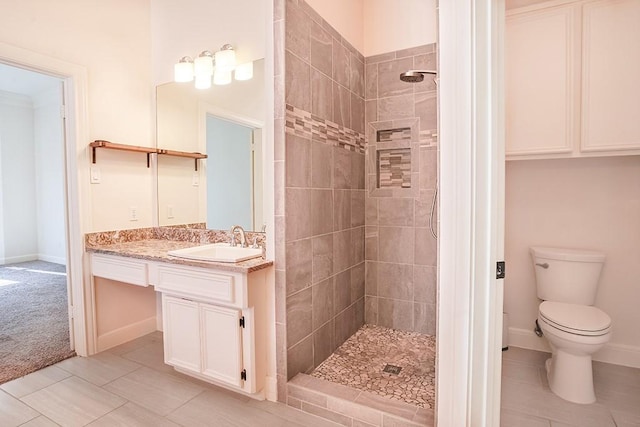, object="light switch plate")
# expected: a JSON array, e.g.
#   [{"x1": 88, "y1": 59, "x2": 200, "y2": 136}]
[{"x1": 90, "y1": 166, "x2": 101, "y2": 184}]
